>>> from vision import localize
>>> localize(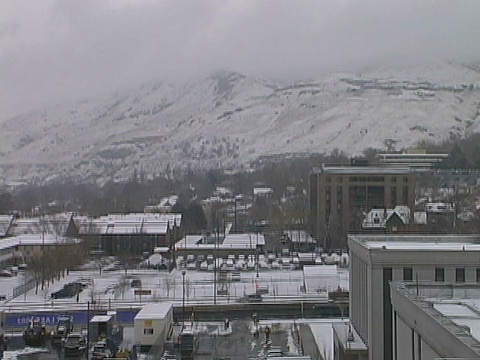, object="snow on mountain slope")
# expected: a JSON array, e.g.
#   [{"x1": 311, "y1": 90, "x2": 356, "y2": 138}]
[{"x1": 1, "y1": 62, "x2": 480, "y2": 185}]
